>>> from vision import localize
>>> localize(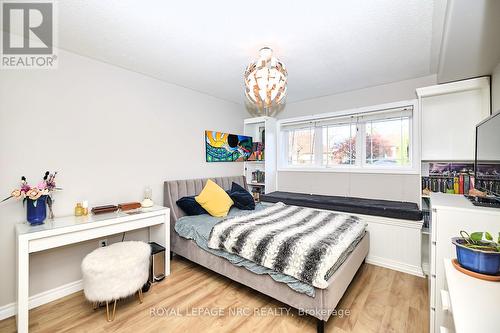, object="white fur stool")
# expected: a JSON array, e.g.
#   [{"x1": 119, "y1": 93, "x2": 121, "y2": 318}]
[{"x1": 81, "y1": 241, "x2": 151, "y2": 321}]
